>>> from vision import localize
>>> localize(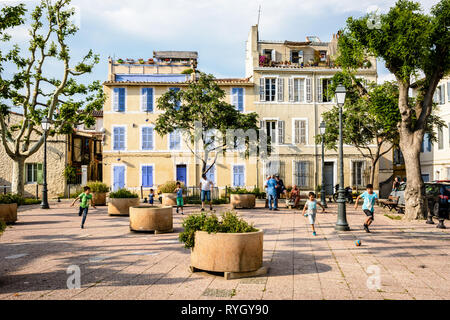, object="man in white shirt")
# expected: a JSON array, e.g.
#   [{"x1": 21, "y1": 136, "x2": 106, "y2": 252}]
[{"x1": 199, "y1": 173, "x2": 213, "y2": 211}]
